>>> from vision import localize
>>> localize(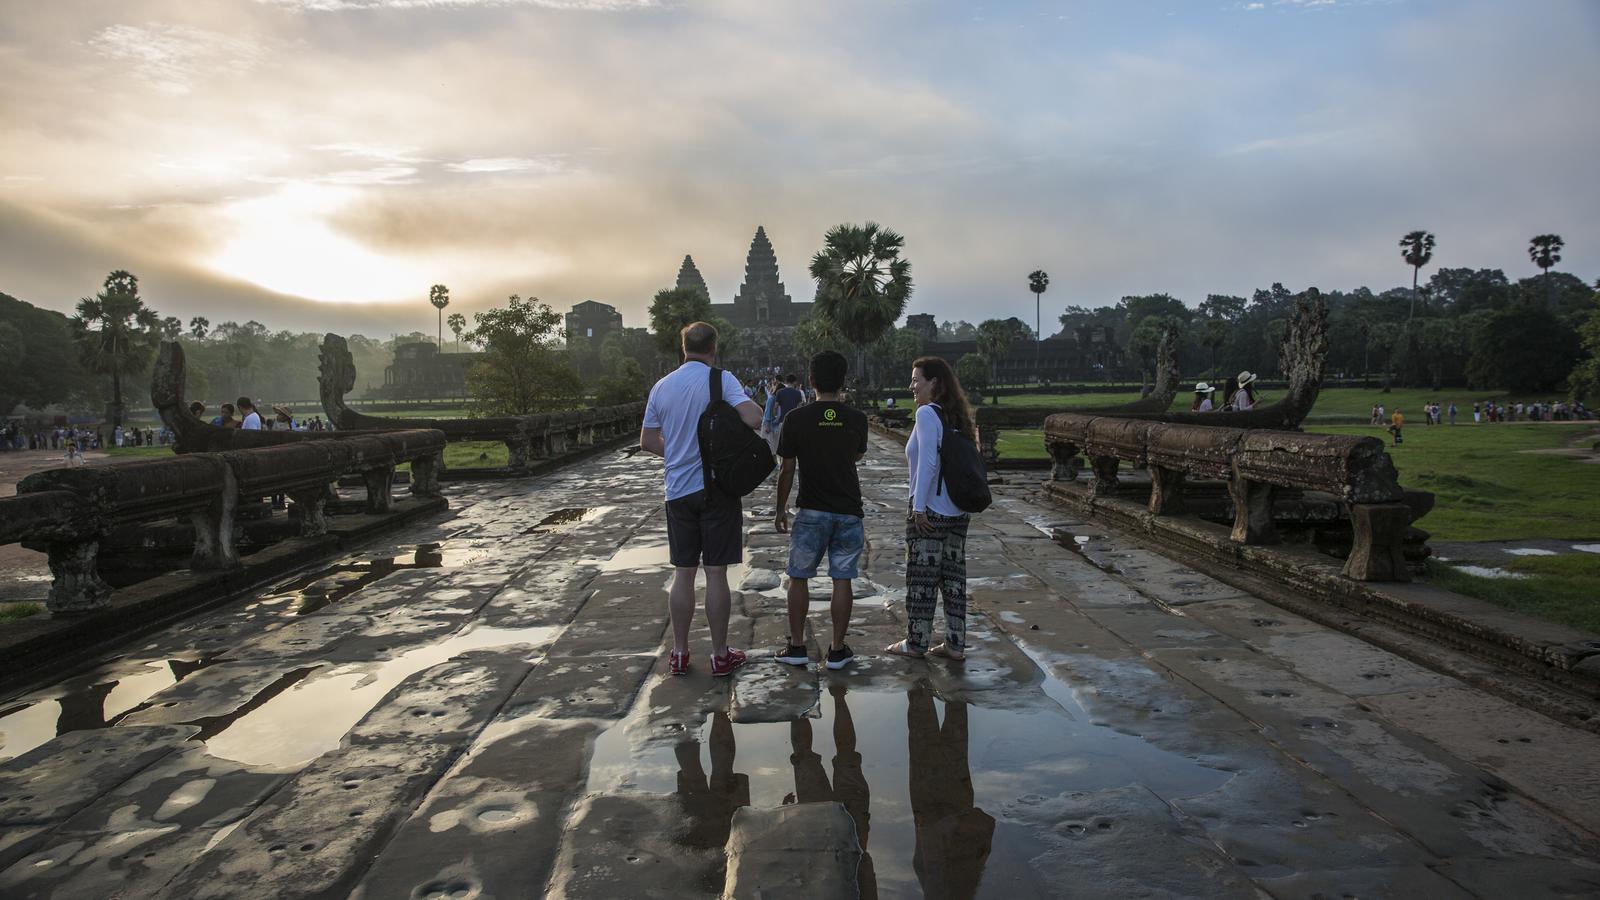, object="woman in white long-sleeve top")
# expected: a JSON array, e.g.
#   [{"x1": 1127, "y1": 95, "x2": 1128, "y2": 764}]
[{"x1": 887, "y1": 356, "x2": 978, "y2": 661}]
